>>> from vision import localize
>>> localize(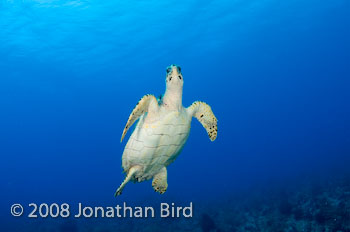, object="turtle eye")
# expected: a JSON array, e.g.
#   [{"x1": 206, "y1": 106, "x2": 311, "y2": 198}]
[
  {"x1": 169, "y1": 77, "x2": 172, "y2": 81},
  {"x1": 178, "y1": 76, "x2": 182, "y2": 80}
]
